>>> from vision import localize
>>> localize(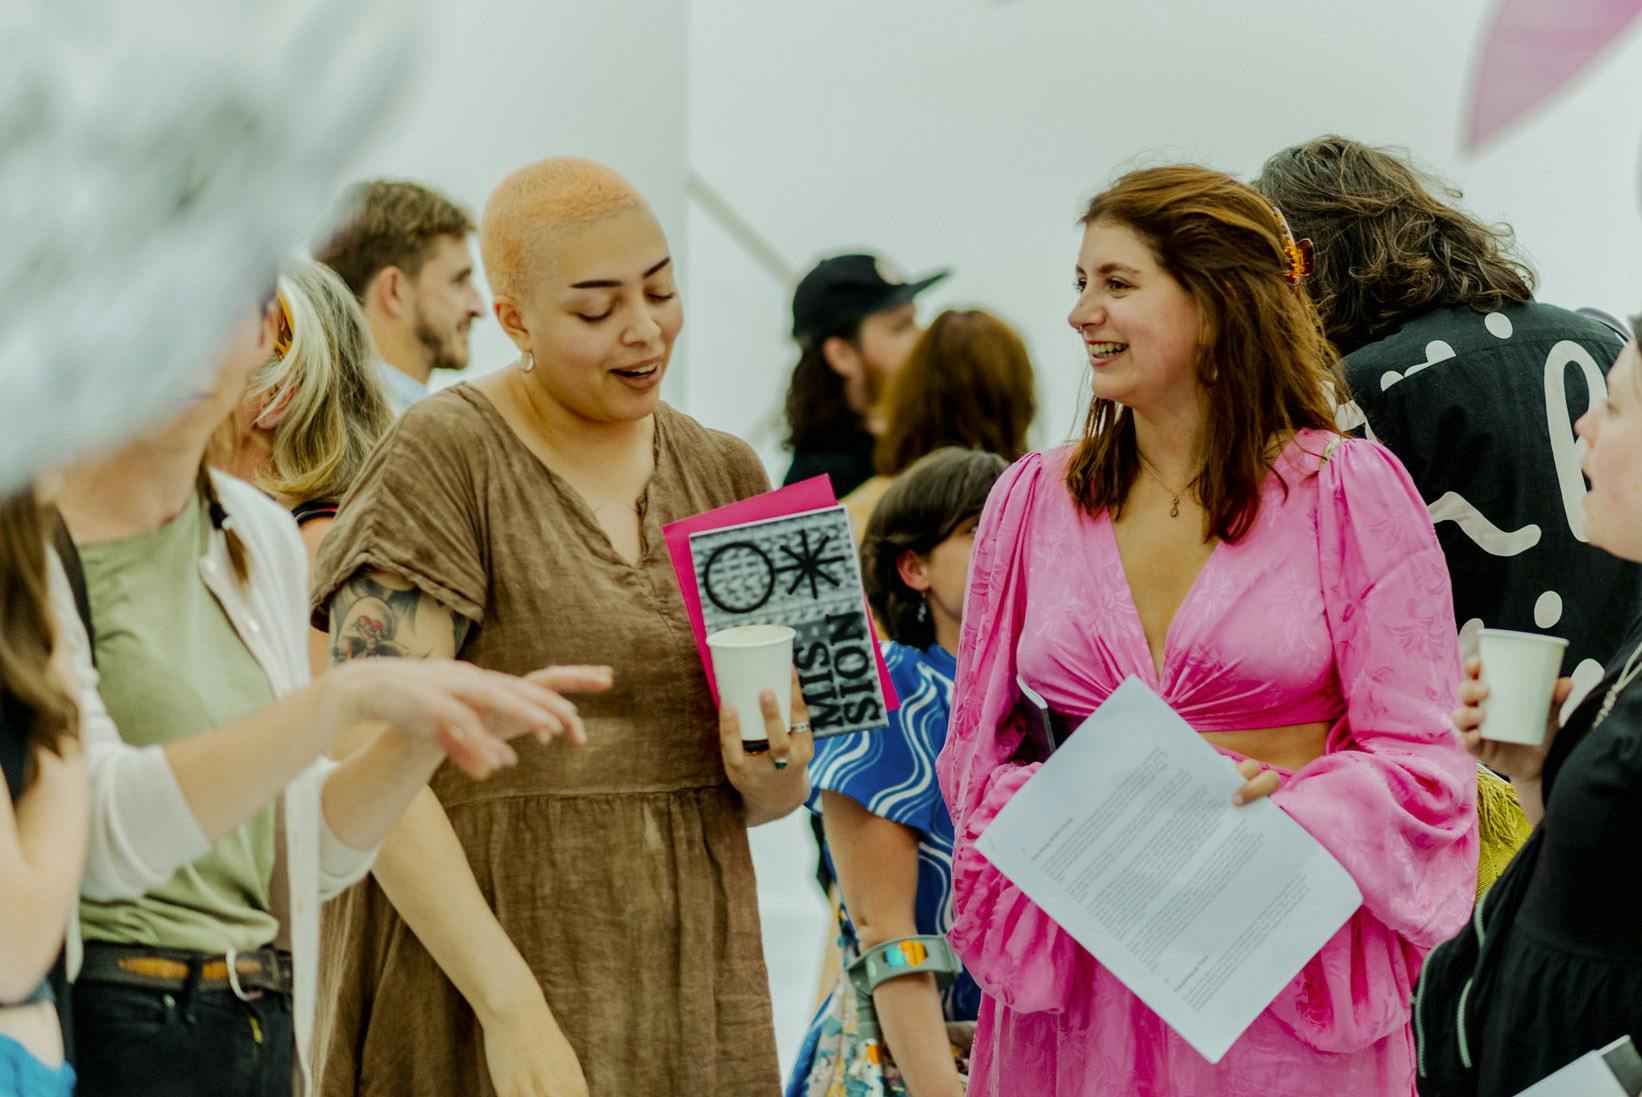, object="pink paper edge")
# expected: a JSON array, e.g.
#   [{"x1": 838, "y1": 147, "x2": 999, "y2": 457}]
[
  {"x1": 663, "y1": 475, "x2": 901, "y2": 716},
  {"x1": 1467, "y1": 0, "x2": 1642, "y2": 147}
]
